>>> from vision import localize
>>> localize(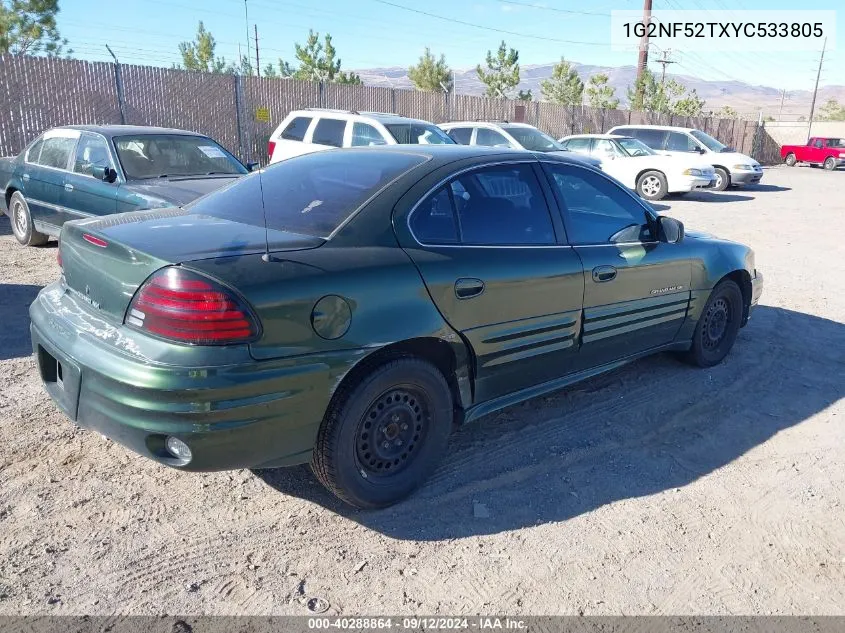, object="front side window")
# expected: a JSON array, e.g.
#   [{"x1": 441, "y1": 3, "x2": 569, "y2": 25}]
[
  {"x1": 563, "y1": 138, "x2": 592, "y2": 154},
  {"x1": 593, "y1": 139, "x2": 621, "y2": 159},
  {"x1": 546, "y1": 164, "x2": 653, "y2": 245},
  {"x1": 502, "y1": 126, "x2": 564, "y2": 152},
  {"x1": 312, "y1": 118, "x2": 346, "y2": 147},
  {"x1": 411, "y1": 163, "x2": 556, "y2": 246},
  {"x1": 384, "y1": 123, "x2": 454, "y2": 145},
  {"x1": 814, "y1": 139, "x2": 824, "y2": 148},
  {"x1": 617, "y1": 137, "x2": 655, "y2": 157},
  {"x1": 114, "y1": 134, "x2": 246, "y2": 180},
  {"x1": 690, "y1": 129, "x2": 728, "y2": 152},
  {"x1": 280, "y1": 116, "x2": 312, "y2": 141},
  {"x1": 666, "y1": 131, "x2": 698, "y2": 152},
  {"x1": 475, "y1": 128, "x2": 511, "y2": 148},
  {"x1": 351, "y1": 122, "x2": 387, "y2": 147},
  {"x1": 73, "y1": 135, "x2": 112, "y2": 176},
  {"x1": 38, "y1": 136, "x2": 77, "y2": 170},
  {"x1": 446, "y1": 127, "x2": 473, "y2": 145}
]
